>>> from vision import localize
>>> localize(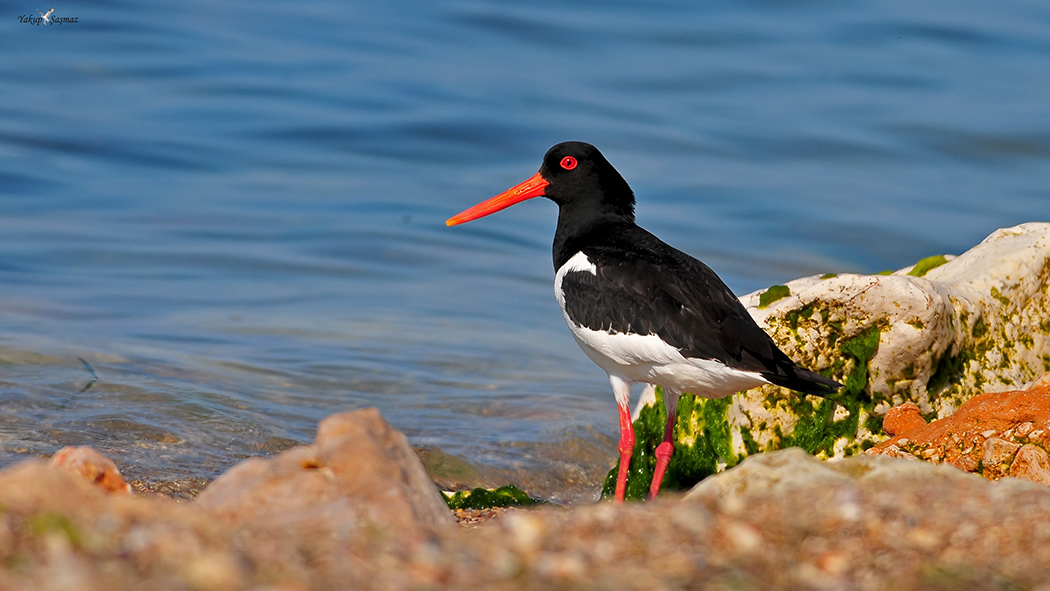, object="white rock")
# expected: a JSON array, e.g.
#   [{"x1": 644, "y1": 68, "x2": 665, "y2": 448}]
[{"x1": 707, "y1": 223, "x2": 1050, "y2": 462}]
